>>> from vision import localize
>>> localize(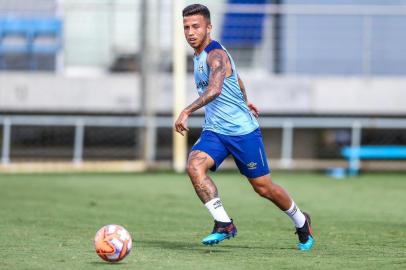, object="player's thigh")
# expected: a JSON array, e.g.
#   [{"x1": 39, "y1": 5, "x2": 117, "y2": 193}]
[
  {"x1": 227, "y1": 129, "x2": 270, "y2": 178},
  {"x1": 187, "y1": 150, "x2": 216, "y2": 175},
  {"x1": 190, "y1": 130, "x2": 230, "y2": 172}
]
